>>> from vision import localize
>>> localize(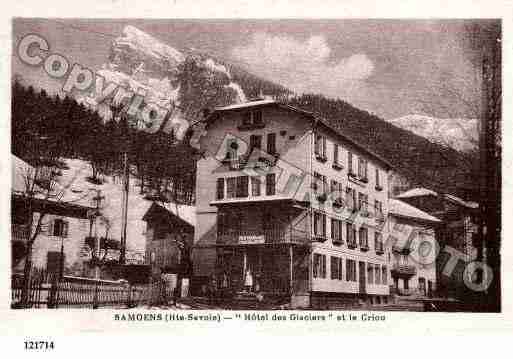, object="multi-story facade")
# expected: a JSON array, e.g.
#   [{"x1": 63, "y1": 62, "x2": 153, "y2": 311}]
[
  {"x1": 395, "y1": 188, "x2": 480, "y2": 300},
  {"x1": 193, "y1": 99, "x2": 393, "y2": 308},
  {"x1": 387, "y1": 198, "x2": 440, "y2": 300}
]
